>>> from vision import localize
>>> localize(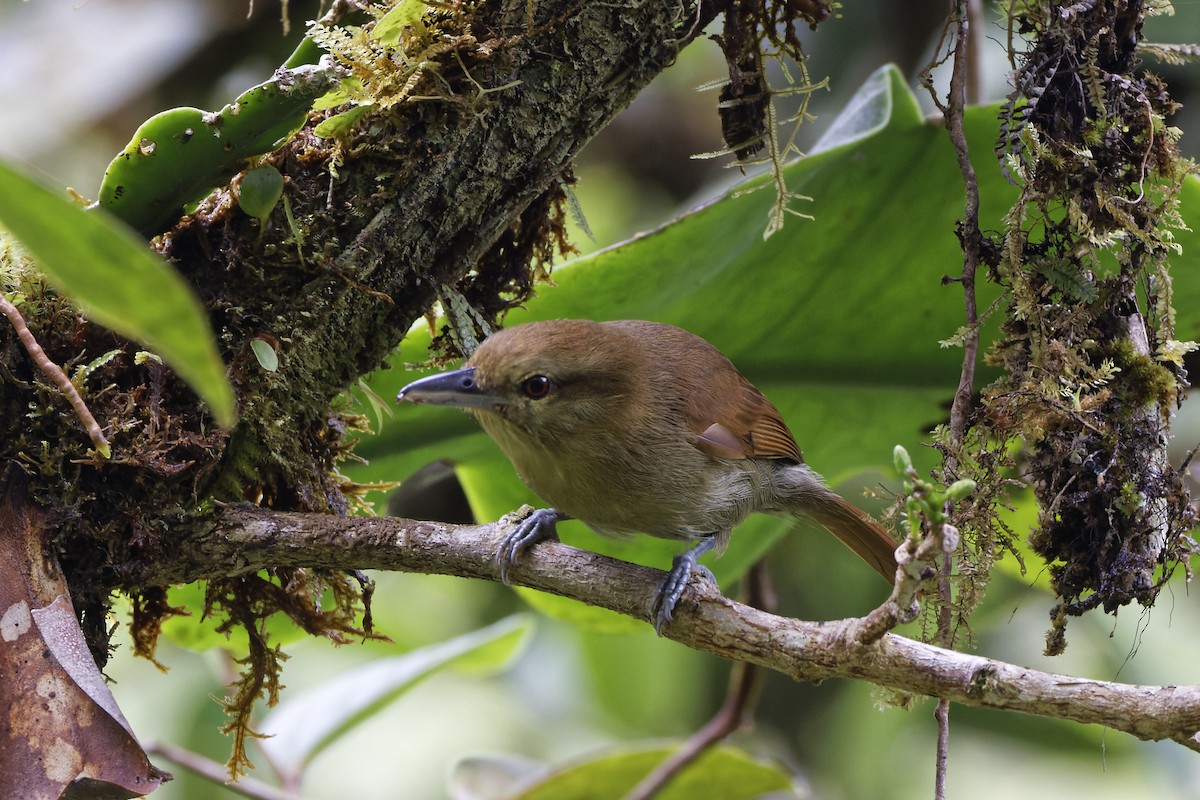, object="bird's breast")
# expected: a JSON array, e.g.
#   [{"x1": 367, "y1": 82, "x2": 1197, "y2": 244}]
[{"x1": 492, "y1": 422, "x2": 774, "y2": 542}]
